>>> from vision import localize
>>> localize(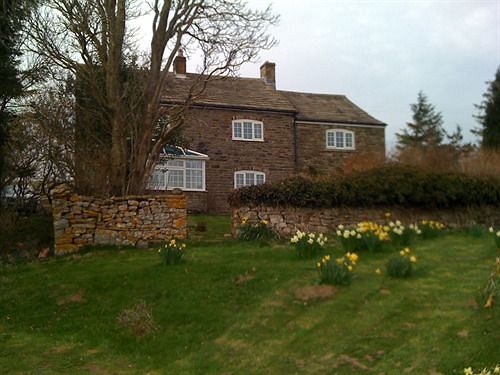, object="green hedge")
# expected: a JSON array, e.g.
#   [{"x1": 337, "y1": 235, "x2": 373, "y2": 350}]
[{"x1": 228, "y1": 165, "x2": 500, "y2": 208}]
